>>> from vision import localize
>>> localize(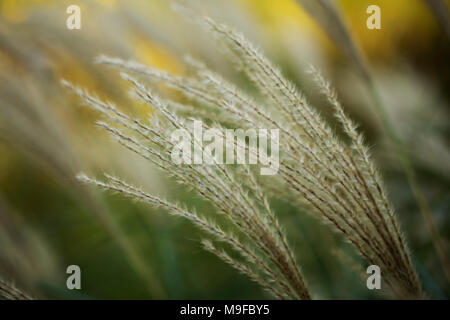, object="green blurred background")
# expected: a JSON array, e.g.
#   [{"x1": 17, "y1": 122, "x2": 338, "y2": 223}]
[{"x1": 0, "y1": 0, "x2": 449, "y2": 299}]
